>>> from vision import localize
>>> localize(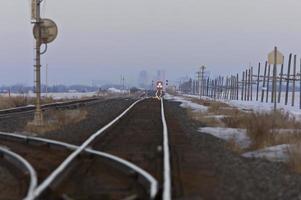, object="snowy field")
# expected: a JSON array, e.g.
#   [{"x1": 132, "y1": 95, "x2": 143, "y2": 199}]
[
  {"x1": 166, "y1": 93, "x2": 301, "y2": 162},
  {"x1": 0, "y1": 88, "x2": 128, "y2": 100},
  {"x1": 184, "y1": 91, "x2": 301, "y2": 120}
]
